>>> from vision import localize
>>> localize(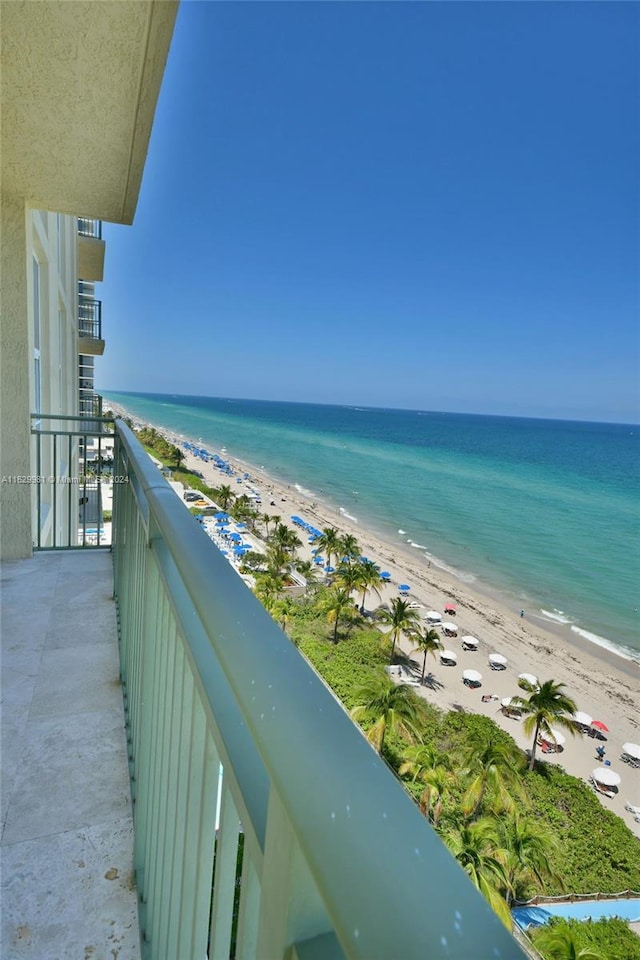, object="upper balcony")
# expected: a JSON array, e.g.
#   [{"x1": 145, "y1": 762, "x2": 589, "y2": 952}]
[
  {"x1": 78, "y1": 294, "x2": 105, "y2": 356},
  {"x1": 9, "y1": 415, "x2": 527, "y2": 959},
  {"x1": 77, "y1": 218, "x2": 105, "y2": 282}
]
